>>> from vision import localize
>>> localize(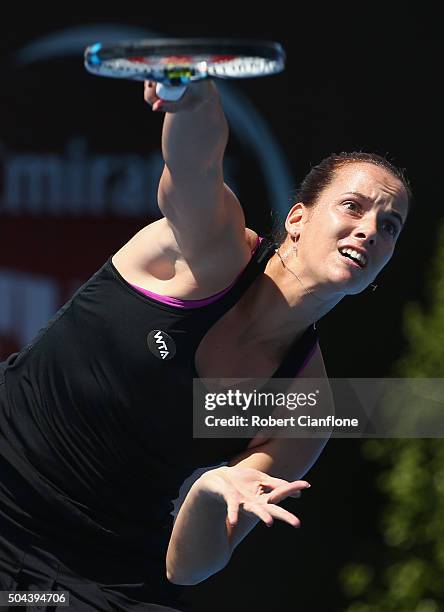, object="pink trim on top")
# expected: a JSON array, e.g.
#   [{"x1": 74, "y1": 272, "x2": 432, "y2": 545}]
[
  {"x1": 294, "y1": 341, "x2": 319, "y2": 376},
  {"x1": 130, "y1": 236, "x2": 264, "y2": 309}
]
